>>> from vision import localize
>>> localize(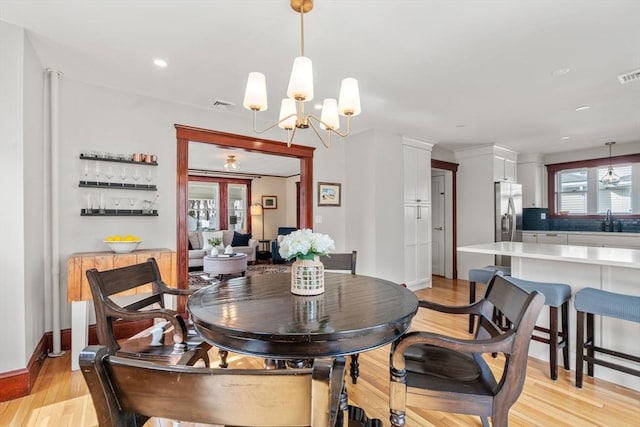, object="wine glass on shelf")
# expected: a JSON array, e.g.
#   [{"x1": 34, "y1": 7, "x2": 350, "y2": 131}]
[
  {"x1": 82, "y1": 162, "x2": 90, "y2": 185},
  {"x1": 105, "y1": 166, "x2": 115, "y2": 187},
  {"x1": 128, "y1": 197, "x2": 137, "y2": 214},
  {"x1": 145, "y1": 169, "x2": 153, "y2": 188},
  {"x1": 112, "y1": 197, "x2": 121, "y2": 214},
  {"x1": 119, "y1": 167, "x2": 127, "y2": 186},
  {"x1": 95, "y1": 162, "x2": 102, "y2": 185},
  {"x1": 85, "y1": 193, "x2": 93, "y2": 214},
  {"x1": 131, "y1": 168, "x2": 141, "y2": 187}
]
